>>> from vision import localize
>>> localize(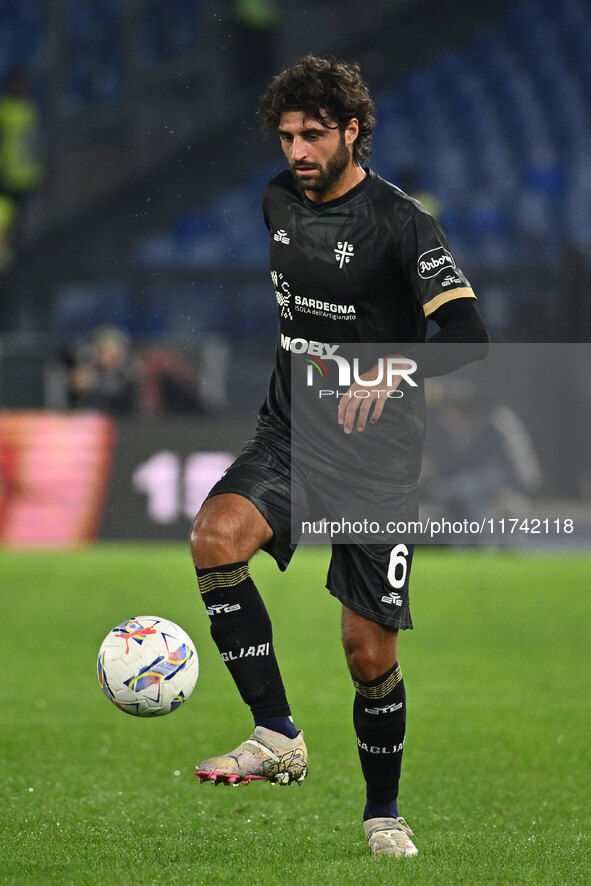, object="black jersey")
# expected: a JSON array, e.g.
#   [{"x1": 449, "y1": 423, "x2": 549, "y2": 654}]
[{"x1": 259, "y1": 168, "x2": 475, "y2": 486}]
